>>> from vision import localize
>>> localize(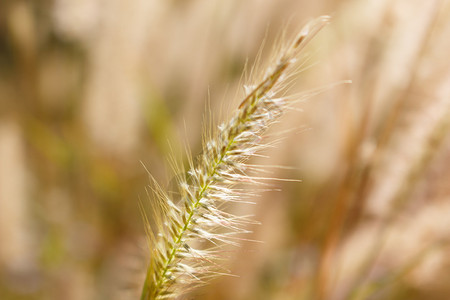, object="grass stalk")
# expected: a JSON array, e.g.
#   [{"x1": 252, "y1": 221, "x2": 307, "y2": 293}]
[{"x1": 140, "y1": 16, "x2": 330, "y2": 299}]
